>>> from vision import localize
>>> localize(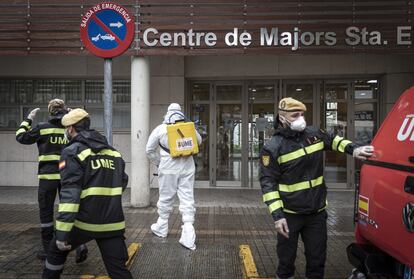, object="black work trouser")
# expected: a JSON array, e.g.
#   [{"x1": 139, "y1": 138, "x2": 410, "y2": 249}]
[
  {"x1": 38, "y1": 179, "x2": 61, "y2": 252},
  {"x1": 276, "y1": 210, "x2": 328, "y2": 279},
  {"x1": 43, "y1": 228, "x2": 133, "y2": 279}
]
